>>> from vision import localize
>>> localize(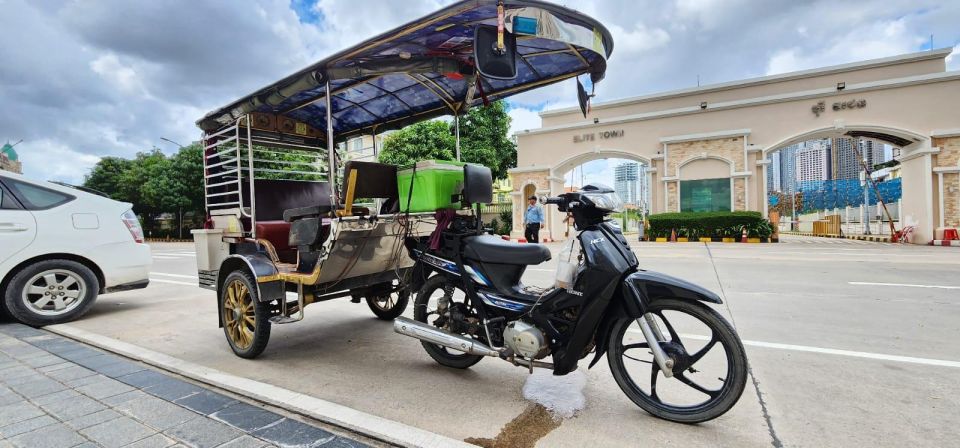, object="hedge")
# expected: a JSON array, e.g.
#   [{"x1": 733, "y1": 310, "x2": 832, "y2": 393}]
[{"x1": 647, "y1": 211, "x2": 773, "y2": 239}]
